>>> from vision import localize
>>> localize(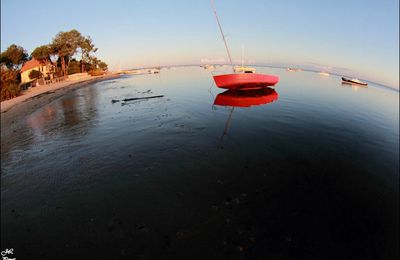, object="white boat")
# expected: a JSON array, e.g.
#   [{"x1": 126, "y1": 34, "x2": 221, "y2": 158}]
[
  {"x1": 234, "y1": 66, "x2": 256, "y2": 73},
  {"x1": 148, "y1": 68, "x2": 160, "y2": 74},
  {"x1": 286, "y1": 68, "x2": 301, "y2": 72},
  {"x1": 318, "y1": 72, "x2": 330, "y2": 76},
  {"x1": 234, "y1": 45, "x2": 256, "y2": 73},
  {"x1": 342, "y1": 77, "x2": 368, "y2": 86},
  {"x1": 203, "y1": 64, "x2": 215, "y2": 70},
  {"x1": 120, "y1": 69, "x2": 146, "y2": 75}
]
